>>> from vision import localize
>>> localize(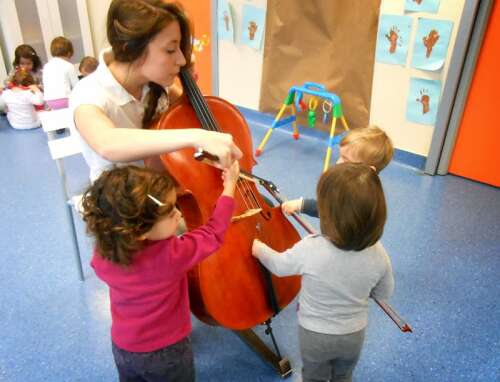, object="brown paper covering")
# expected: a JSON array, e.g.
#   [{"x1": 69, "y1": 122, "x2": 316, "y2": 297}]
[{"x1": 259, "y1": 1, "x2": 381, "y2": 133}]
